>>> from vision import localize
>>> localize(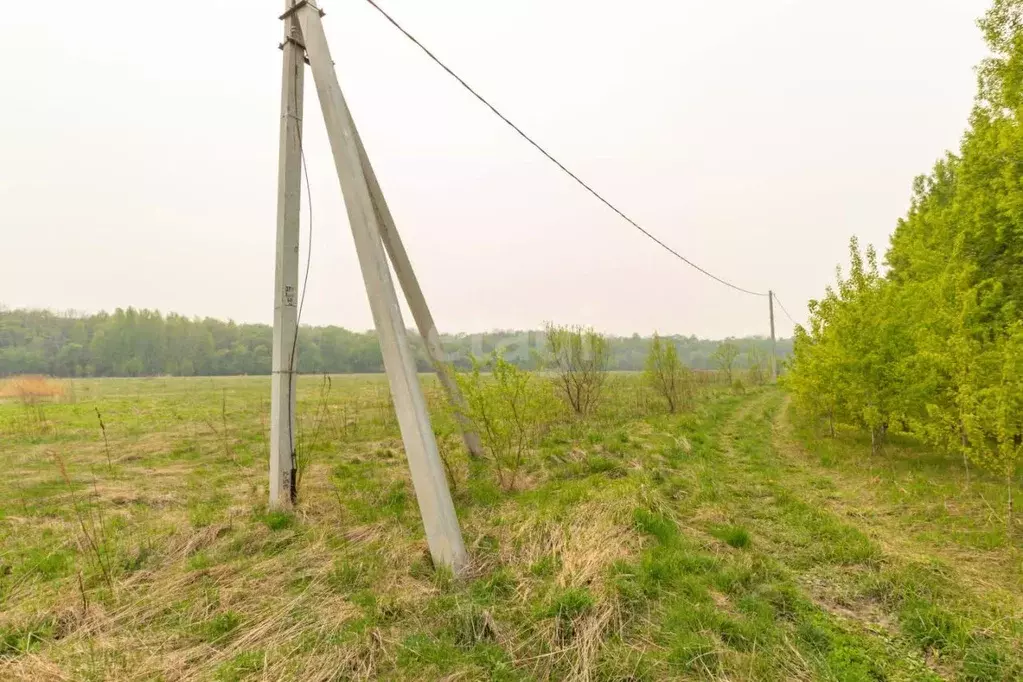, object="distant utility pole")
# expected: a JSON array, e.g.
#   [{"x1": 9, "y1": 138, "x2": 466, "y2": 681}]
[
  {"x1": 768, "y1": 290, "x2": 777, "y2": 381},
  {"x1": 270, "y1": 0, "x2": 468, "y2": 572}
]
